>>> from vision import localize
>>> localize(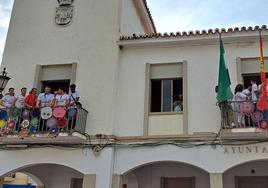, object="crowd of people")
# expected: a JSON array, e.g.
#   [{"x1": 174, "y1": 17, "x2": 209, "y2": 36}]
[
  {"x1": 232, "y1": 78, "x2": 265, "y2": 127},
  {"x1": 0, "y1": 84, "x2": 81, "y2": 133},
  {"x1": 0, "y1": 84, "x2": 80, "y2": 110}
]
